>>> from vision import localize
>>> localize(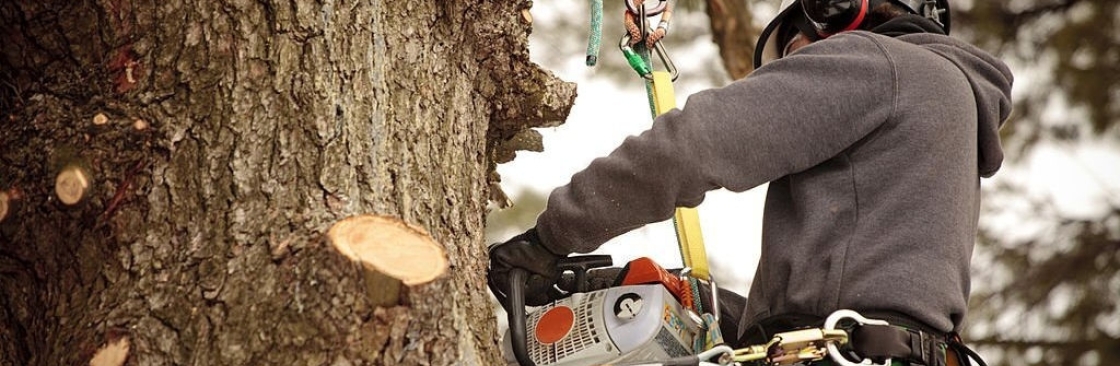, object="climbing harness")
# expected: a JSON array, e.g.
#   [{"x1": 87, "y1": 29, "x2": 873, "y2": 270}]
[
  {"x1": 730, "y1": 309, "x2": 991, "y2": 366},
  {"x1": 729, "y1": 311, "x2": 911, "y2": 366}
]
